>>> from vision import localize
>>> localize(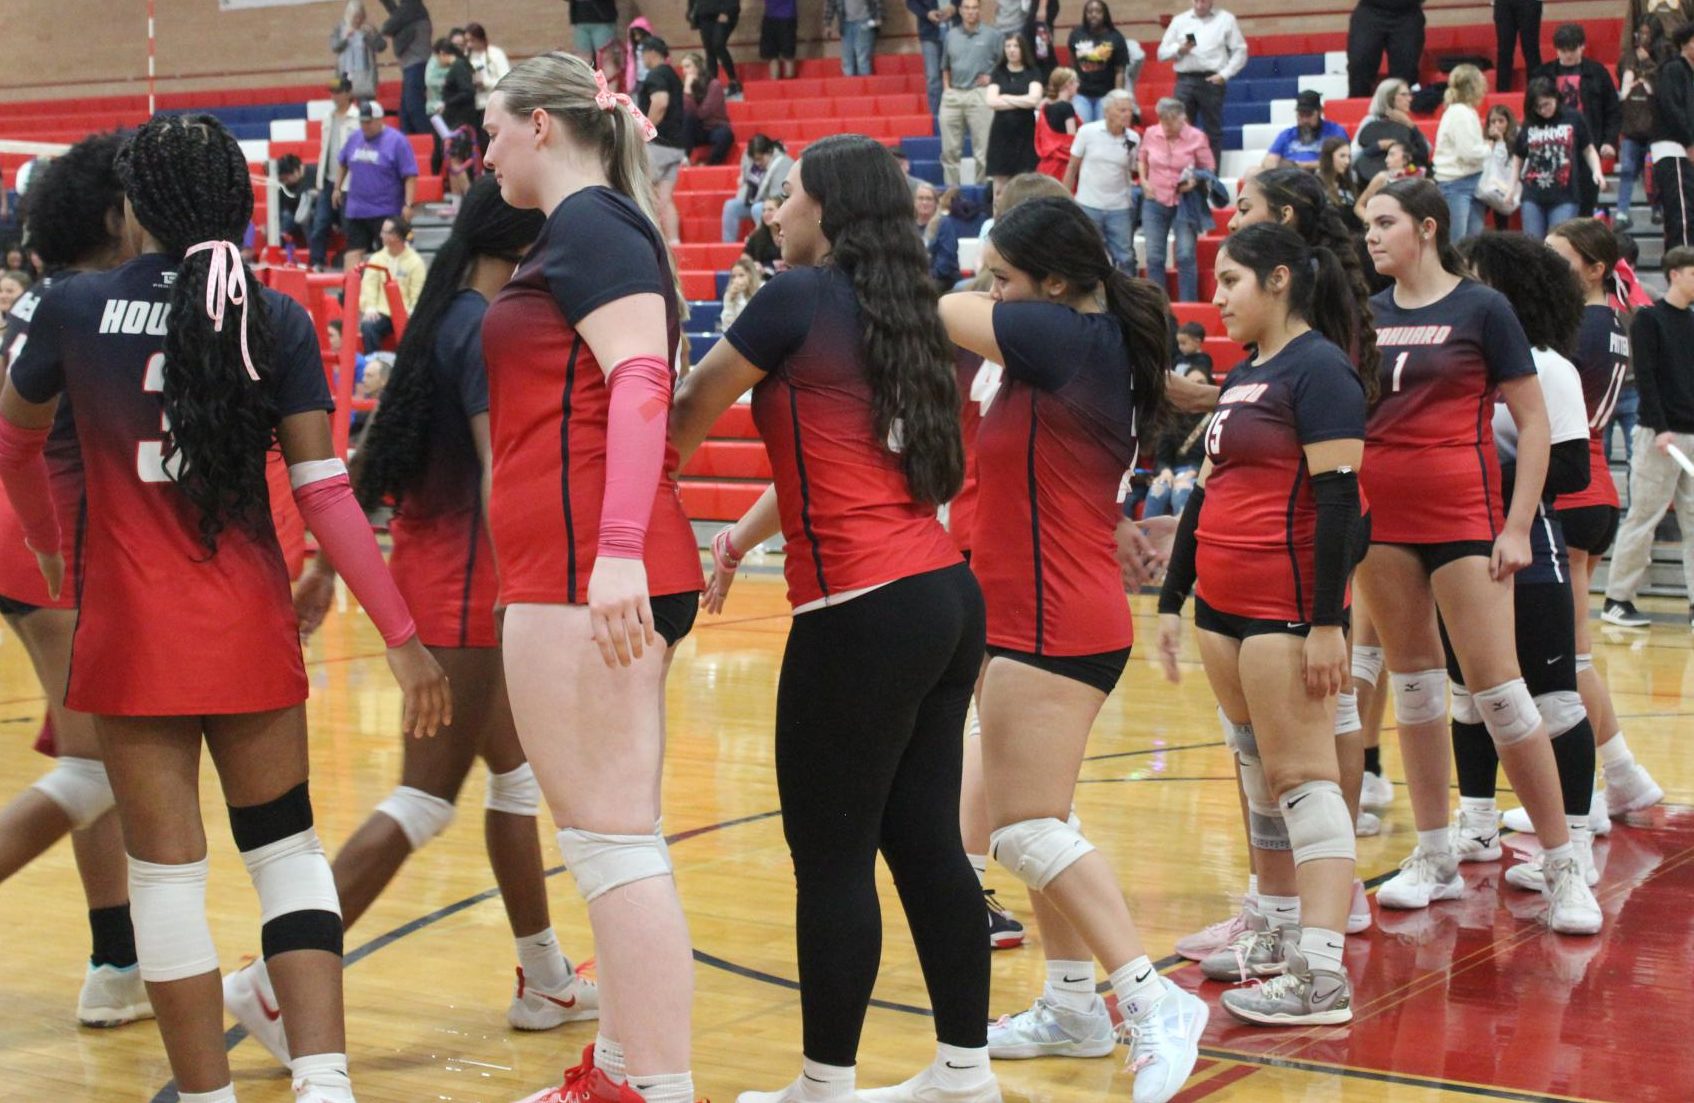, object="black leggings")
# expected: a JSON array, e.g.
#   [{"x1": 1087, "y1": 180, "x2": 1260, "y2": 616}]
[
  {"x1": 1493, "y1": 0, "x2": 1541, "y2": 91},
  {"x1": 700, "y1": 14, "x2": 740, "y2": 84},
  {"x1": 776, "y1": 562, "x2": 988, "y2": 1065}
]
